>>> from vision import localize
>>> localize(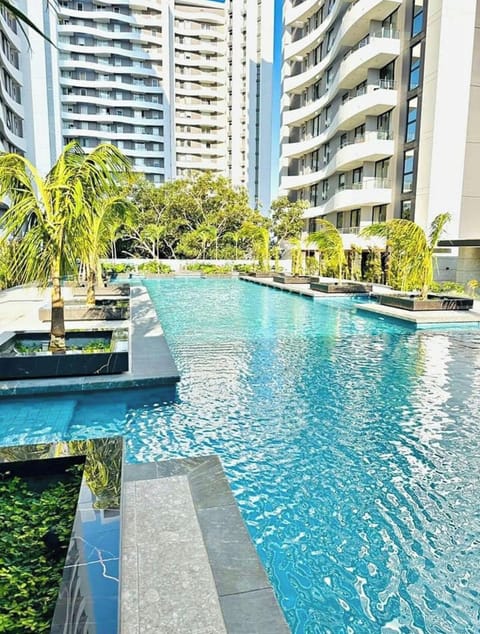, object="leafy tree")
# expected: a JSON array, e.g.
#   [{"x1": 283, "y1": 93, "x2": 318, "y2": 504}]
[
  {"x1": 123, "y1": 172, "x2": 263, "y2": 260},
  {"x1": 361, "y1": 213, "x2": 451, "y2": 297},
  {"x1": 270, "y1": 196, "x2": 309, "y2": 244},
  {"x1": 308, "y1": 220, "x2": 346, "y2": 280},
  {"x1": 289, "y1": 238, "x2": 304, "y2": 276},
  {"x1": 0, "y1": 141, "x2": 130, "y2": 352}
]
